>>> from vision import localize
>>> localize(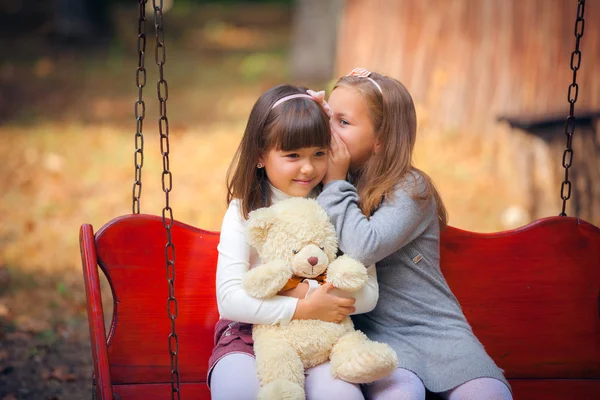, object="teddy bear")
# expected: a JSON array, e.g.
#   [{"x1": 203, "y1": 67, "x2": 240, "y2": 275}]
[{"x1": 243, "y1": 197, "x2": 398, "y2": 400}]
